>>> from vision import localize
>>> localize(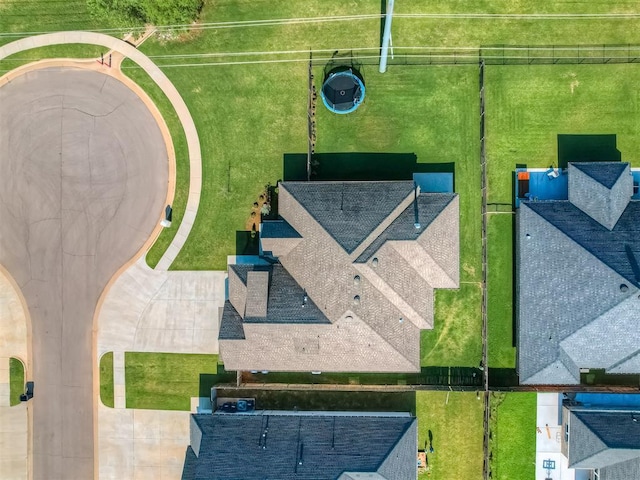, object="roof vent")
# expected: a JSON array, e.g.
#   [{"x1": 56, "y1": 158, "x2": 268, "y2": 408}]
[
  {"x1": 345, "y1": 315, "x2": 353, "y2": 320},
  {"x1": 621, "y1": 284, "x2": 629, "y2": 293},
  {"x1": 525, "y1": 233, "x2": 531, "y2": 240},
  {"x1": 372, "y1": 257, "x2": 379, "y2": 267},
  {"x1": 353, "y1": 295, "x2": 361, "y2": 306},
  {"x1": 353, "y1": 275, "x2": 361, "y2": 286}
]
